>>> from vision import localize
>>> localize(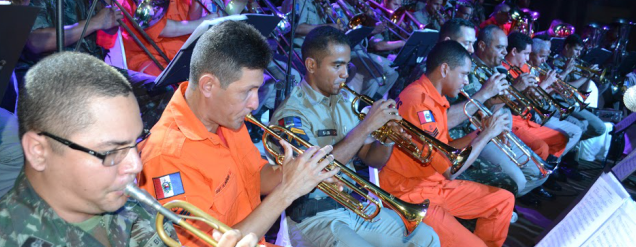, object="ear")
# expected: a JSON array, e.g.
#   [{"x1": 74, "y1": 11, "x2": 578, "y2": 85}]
[
  {"x1": 305, "y1": 58, "x2": 317, "y2": 74},
  {"x1": 440, "y1": 63, "x2": 450, "y2": 78},
  {"x1": 478, "y1": 40, "x2": 486, "y2": 52},
  {"x1": 443, "y1": 37, "x2": 451, "y2": 41},
  {"x1": 198, "y1": 73, "x2": 221, "y2": 98},
  {"x1": 510, "y1": 47, "x2": 517, "y2": 56},
  {"x1": 22, "y1": 131, "x2": 49, "y2": 172}
]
